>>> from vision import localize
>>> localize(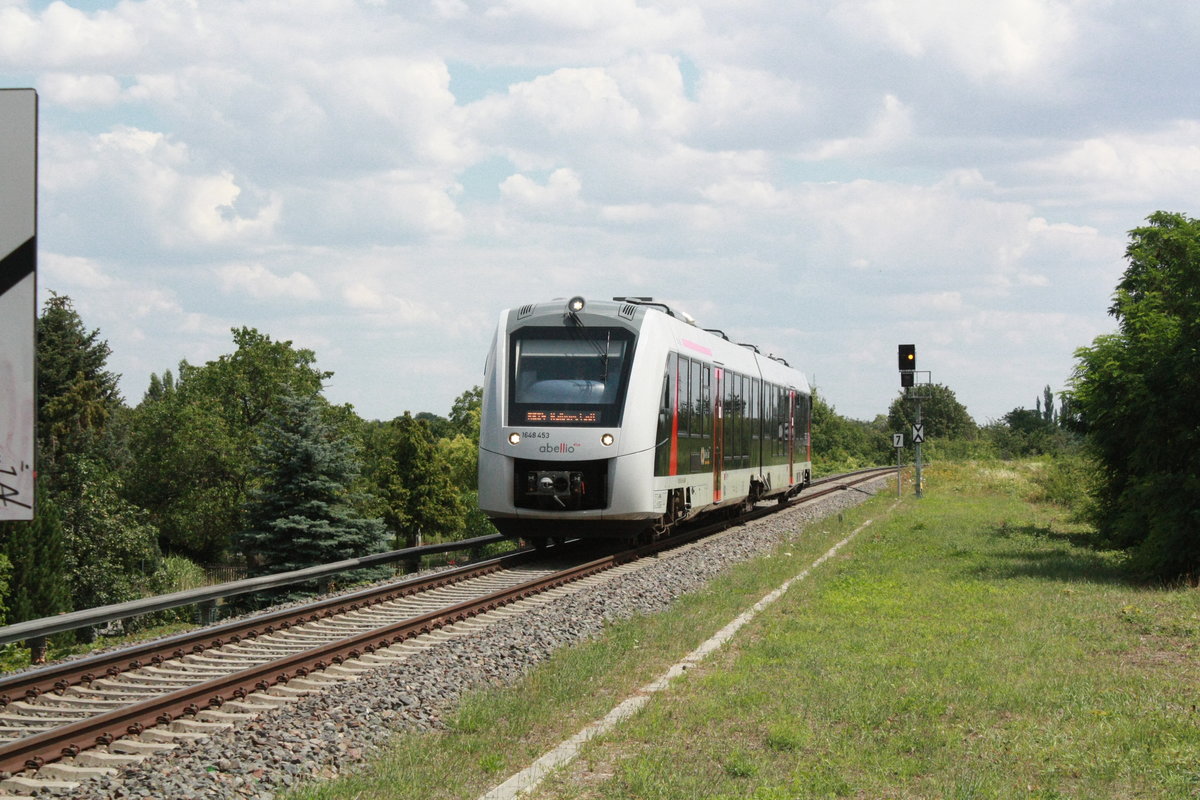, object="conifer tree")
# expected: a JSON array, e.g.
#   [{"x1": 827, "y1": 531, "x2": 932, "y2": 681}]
[
  {"x1": 0, "y1": 493, "x2": 70, "y2": 624},
  {"x1": 32, "y1": 294, "x2": 162, "y2": 623},
  {"x1": 362, "y1": 413, "x2": 465, "y2": 549},
  {"x1": 236, "y1": 392, "x2": 387, "y2": 595},
  {"x1": 36, "y1": 293, "x2": 121, "y2": 477}
]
